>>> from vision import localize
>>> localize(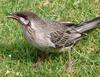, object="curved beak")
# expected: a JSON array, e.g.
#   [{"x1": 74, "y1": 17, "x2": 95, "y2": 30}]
[{"x1": 7, "y1": 14, "x2": 19, "y2": 20}]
